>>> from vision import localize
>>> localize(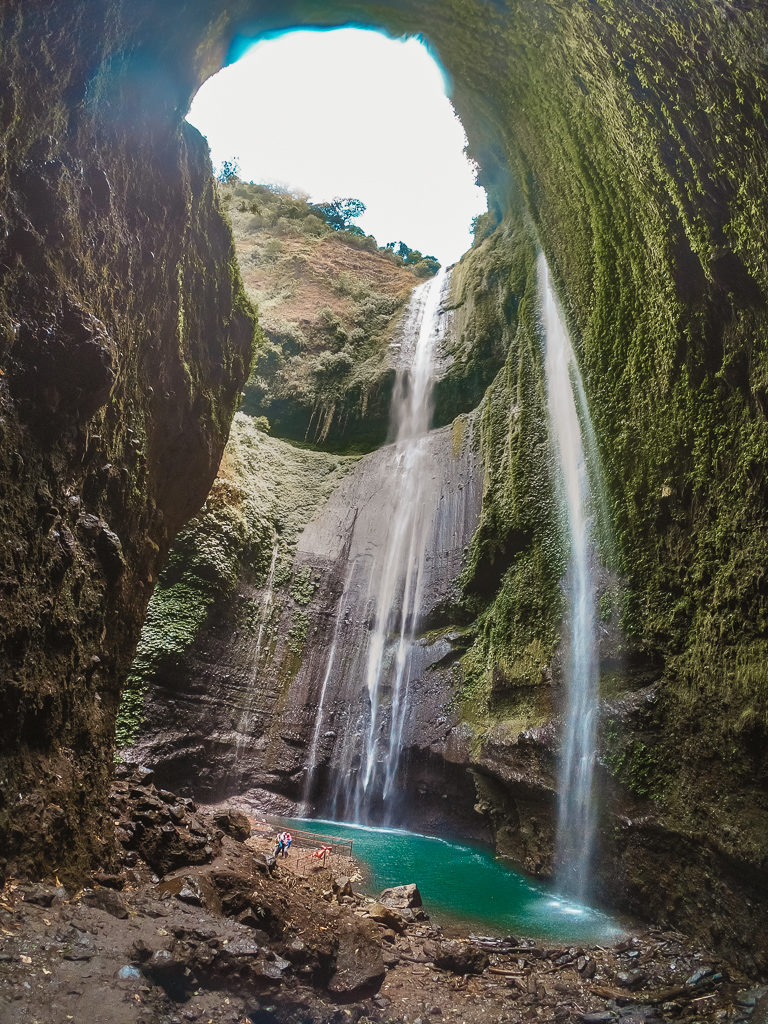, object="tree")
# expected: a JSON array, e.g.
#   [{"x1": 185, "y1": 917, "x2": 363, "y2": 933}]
[
  {"x1": 216, "y1": 158, "x2": 240, "y2": 183},
  {"x1": 313, "y1": 197, "x2": 366, "y2": 231}
]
